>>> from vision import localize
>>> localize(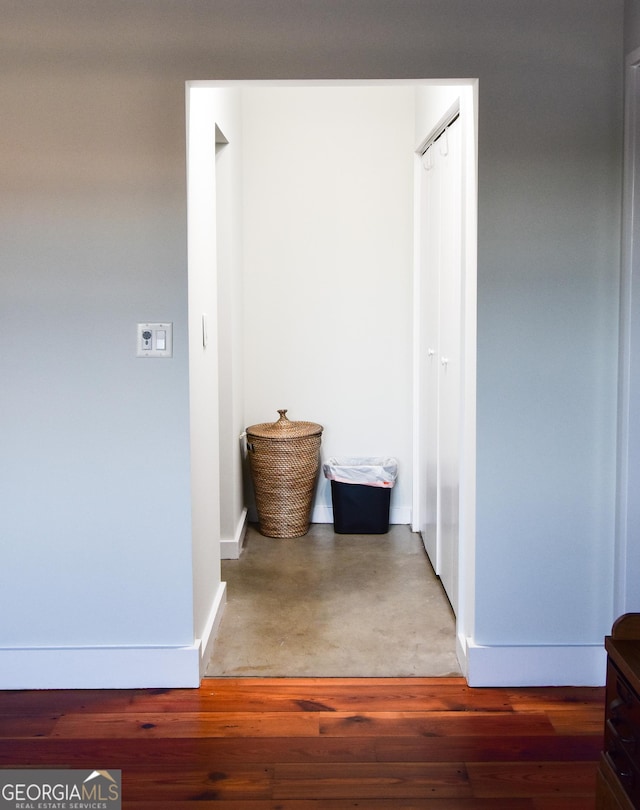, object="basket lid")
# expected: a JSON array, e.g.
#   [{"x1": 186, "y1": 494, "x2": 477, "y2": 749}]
[{"x1": 246, "y1": 409, "x2": 323, "y2": 440}]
